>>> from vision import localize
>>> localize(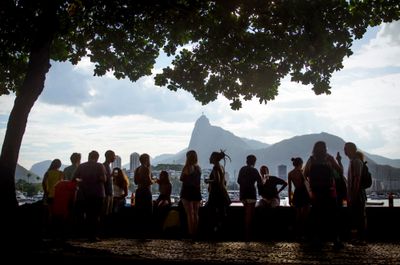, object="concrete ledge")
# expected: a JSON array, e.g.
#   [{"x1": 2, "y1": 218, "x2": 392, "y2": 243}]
[
  {"x1": 106, "y1": 205, "x2": 400, "y2": 241},
  {"x1": 13, "y1": 202, "x2": 400, "y2": 242}
]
